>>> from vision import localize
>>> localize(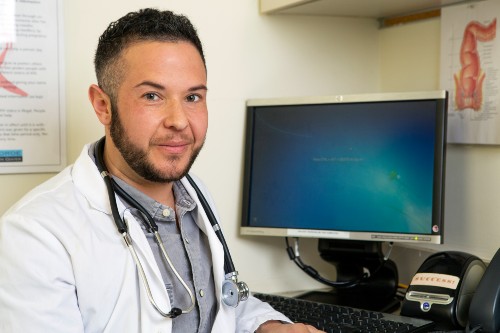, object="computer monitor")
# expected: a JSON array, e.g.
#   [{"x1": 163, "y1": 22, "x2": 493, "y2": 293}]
[{"x1": 240, "y1": 91, "x2": 448, "y2": 311}]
